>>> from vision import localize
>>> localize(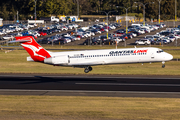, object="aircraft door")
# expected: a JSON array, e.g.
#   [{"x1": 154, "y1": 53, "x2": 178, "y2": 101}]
[
  {"x1": 151, "y1": 52, "x2": 155, "y2": 59},
  {"x1": 68, "y1": 55, "x2": 70, "y2": 63}
]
